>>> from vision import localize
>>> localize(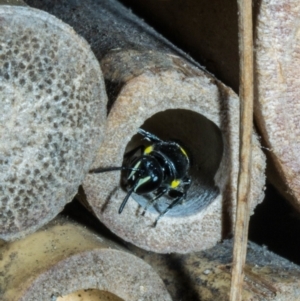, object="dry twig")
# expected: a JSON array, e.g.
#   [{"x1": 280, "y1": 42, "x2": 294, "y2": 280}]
[{"x1": 230, "y1": 0, "x2": 254, "y2": 300}]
